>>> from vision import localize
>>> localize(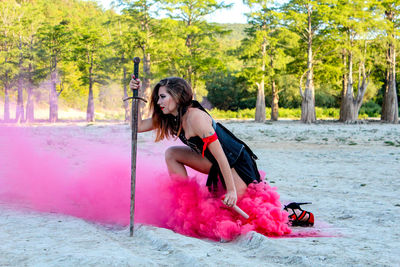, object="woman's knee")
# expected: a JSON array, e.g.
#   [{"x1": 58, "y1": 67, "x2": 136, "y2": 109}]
[
  {"x1": 164, "y1": 146, "x2": 211, "y2": 174},
  {"x1": 165, "y1": 146, "x2": 181, "y2": 163}
]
